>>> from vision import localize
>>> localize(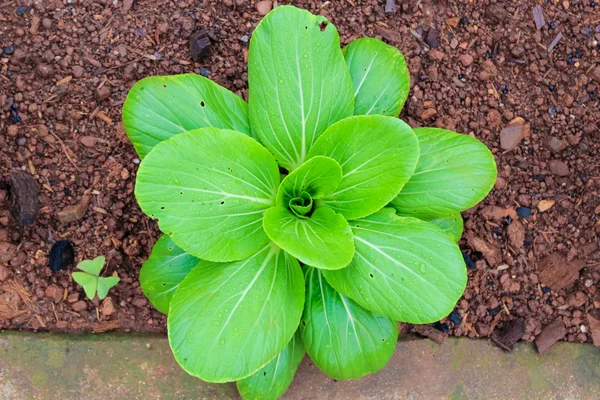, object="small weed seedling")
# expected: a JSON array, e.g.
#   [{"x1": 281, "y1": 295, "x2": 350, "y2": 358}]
[
  {"x1": 122, "y1": 5, "x2": 497, "y2": 399},
  {"x1": 72, "y1": 256, "x2": 120, "y2": 300}
]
